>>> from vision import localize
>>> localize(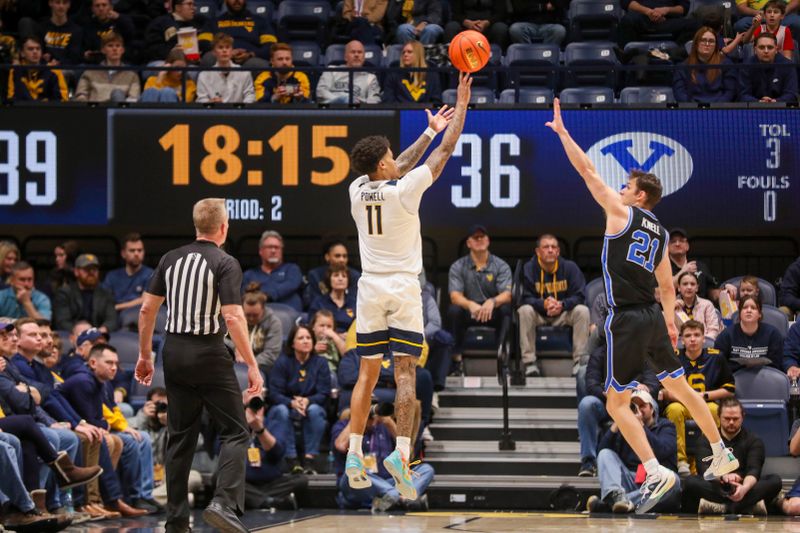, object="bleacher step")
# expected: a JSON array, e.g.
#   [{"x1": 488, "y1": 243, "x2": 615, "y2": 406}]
[
  {"x1": 433, "y1": 407, "x2": 577, "y2": 422},
  {"x1": 428, "y1": 420, "x2": 578, "y2": 441}
]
